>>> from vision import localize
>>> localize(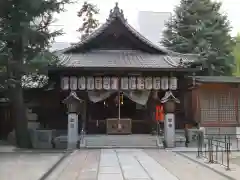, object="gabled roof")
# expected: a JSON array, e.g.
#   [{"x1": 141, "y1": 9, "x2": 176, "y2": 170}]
[
  {"x1": 55, "y1": 3, "x2": 199, "y2": 70},
  {"x1": 63, "y1": 2, "x2": 169, "y2": 54}
]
